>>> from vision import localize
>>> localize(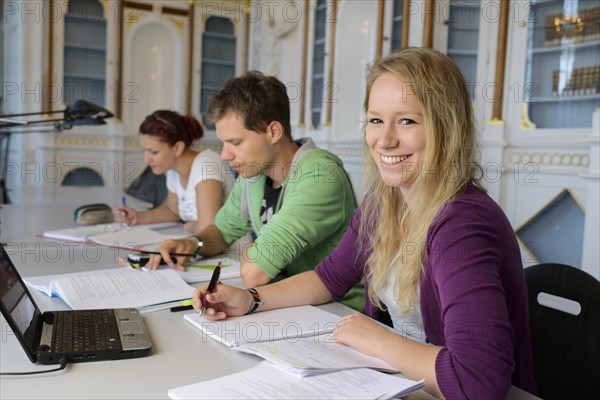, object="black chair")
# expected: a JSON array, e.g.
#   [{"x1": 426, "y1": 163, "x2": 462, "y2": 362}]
[
  {"x1": 61, "y1": 167, "x2": 104, "y2": 186},
  {"x1": 524, "y1": 263, "x2": 600, "y2": 399},
  {"x1": 126, "y1": 166, "x2": 167, "y2": 209}
]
